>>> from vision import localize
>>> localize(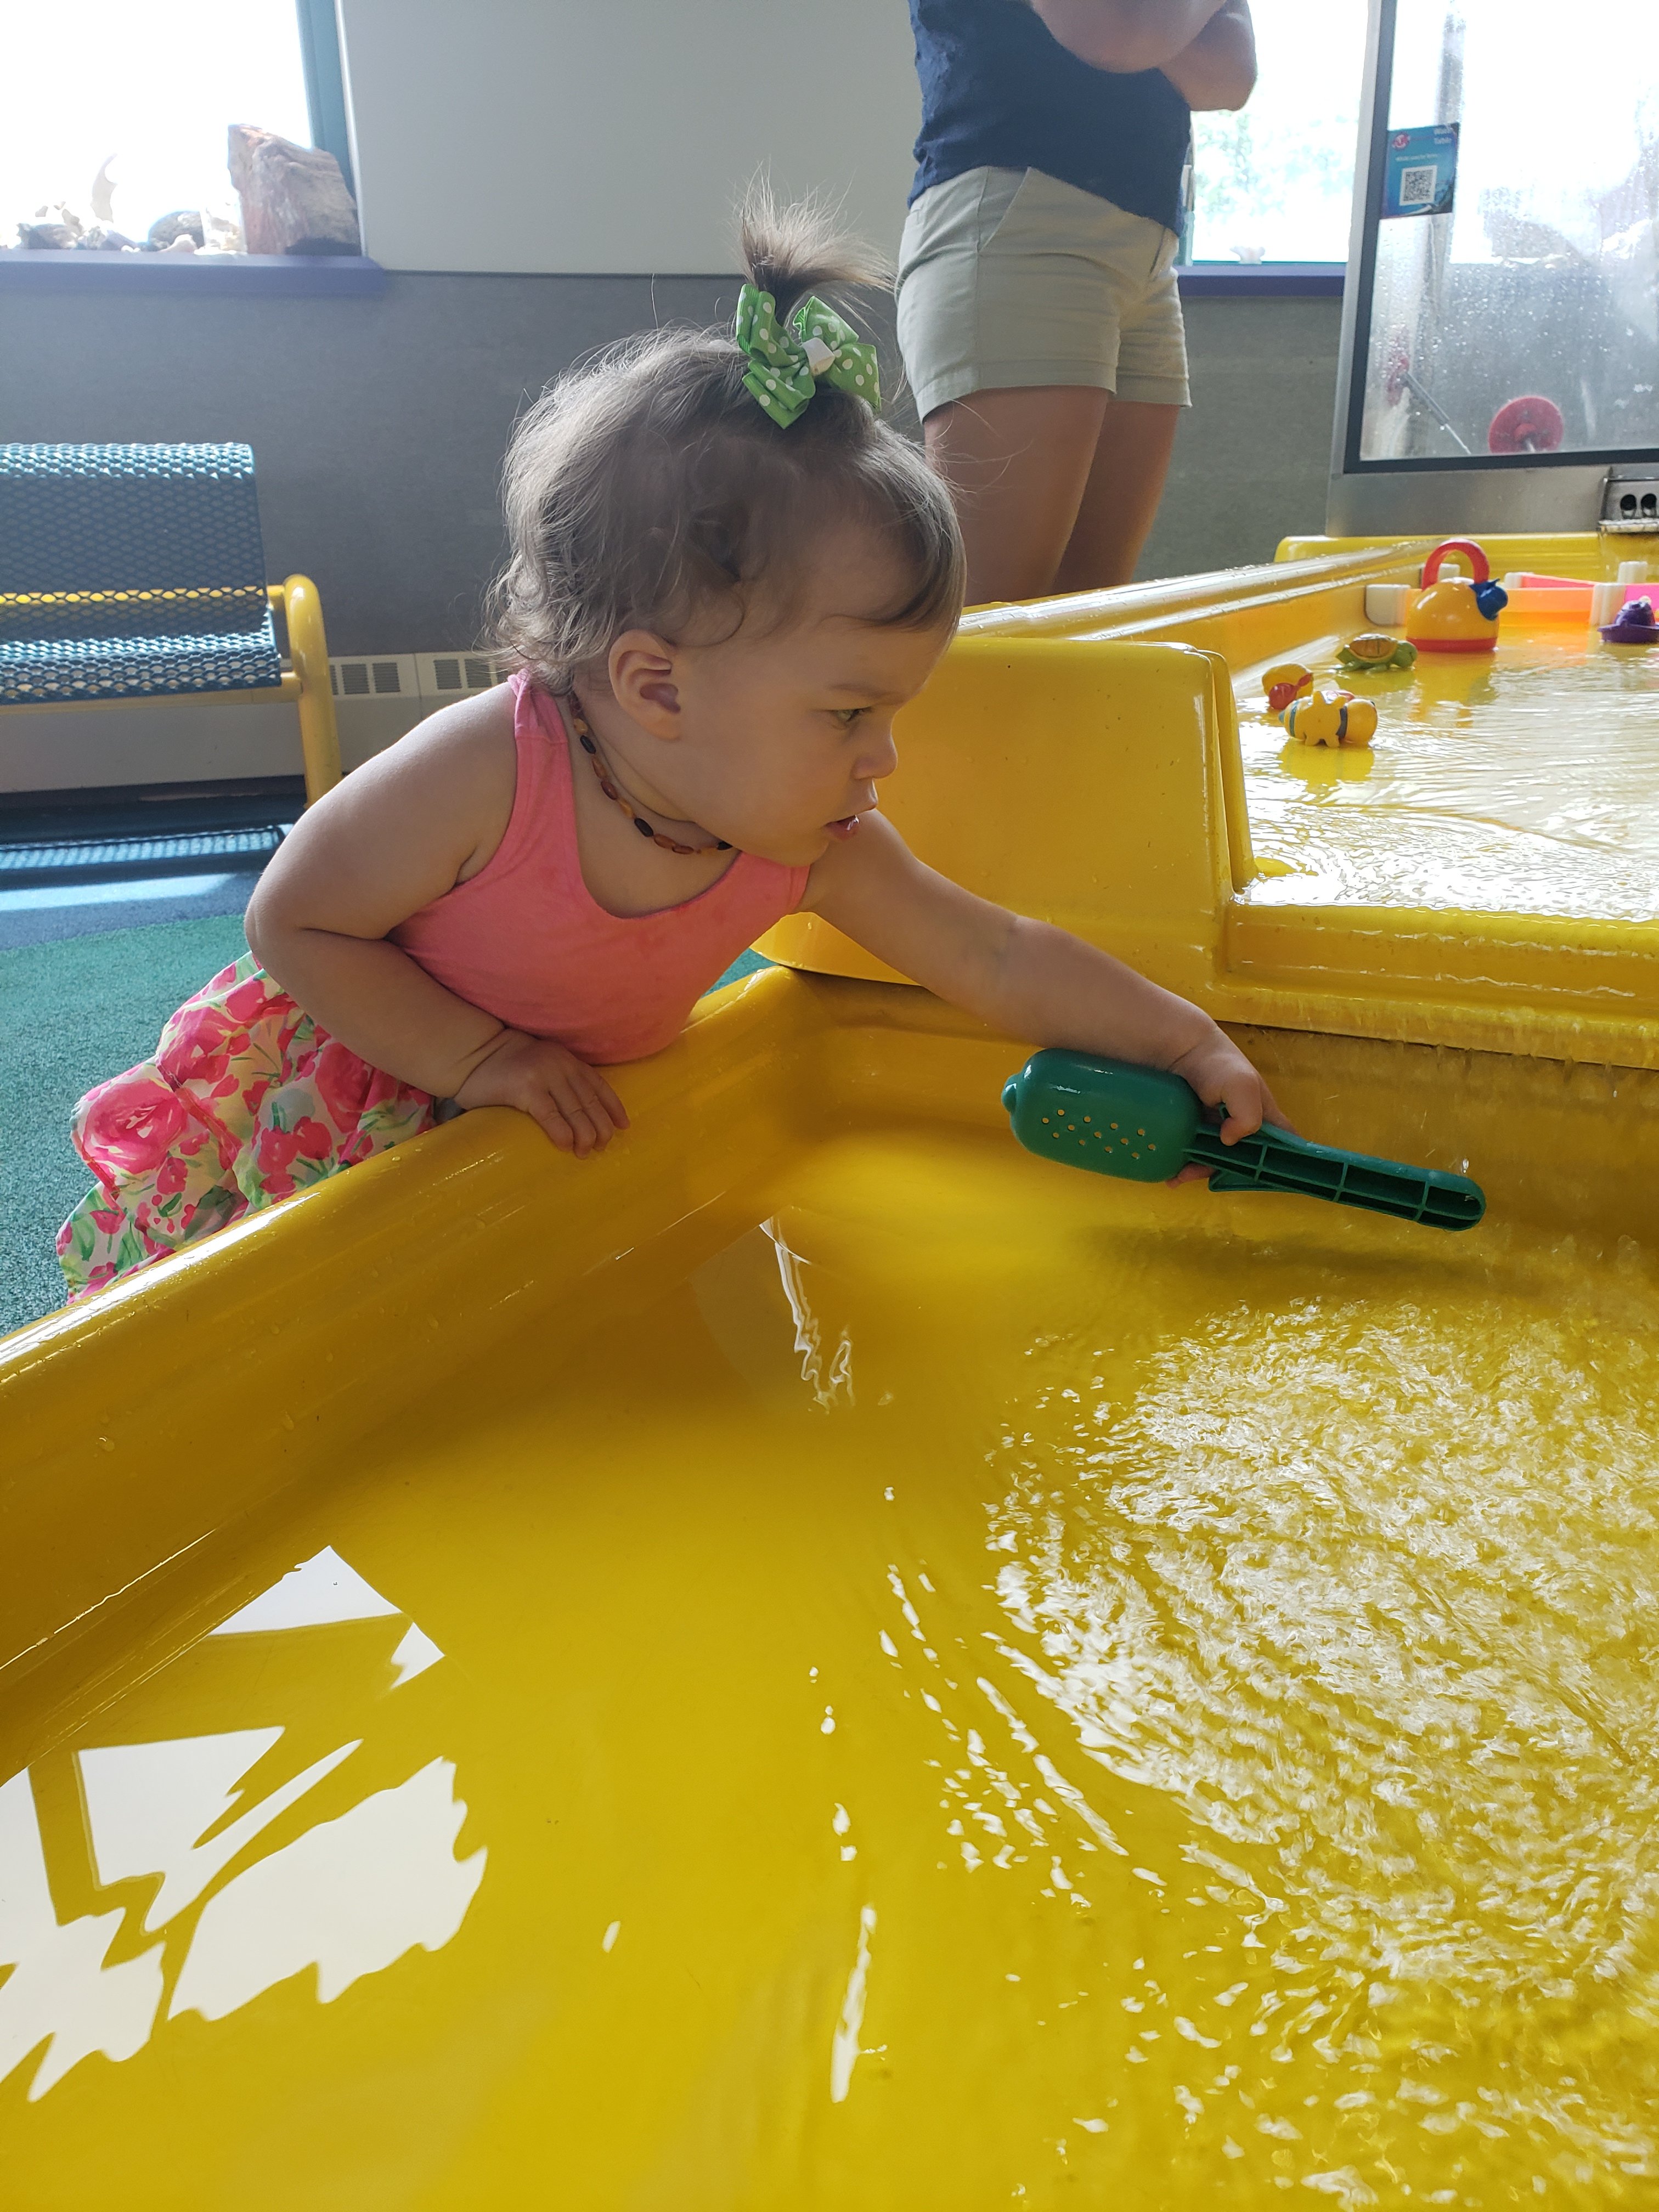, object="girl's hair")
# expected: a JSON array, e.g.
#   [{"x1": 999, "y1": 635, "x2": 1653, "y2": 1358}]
[{"x1": 489, "y1": 192, "x2": 964, "y2": 689}]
